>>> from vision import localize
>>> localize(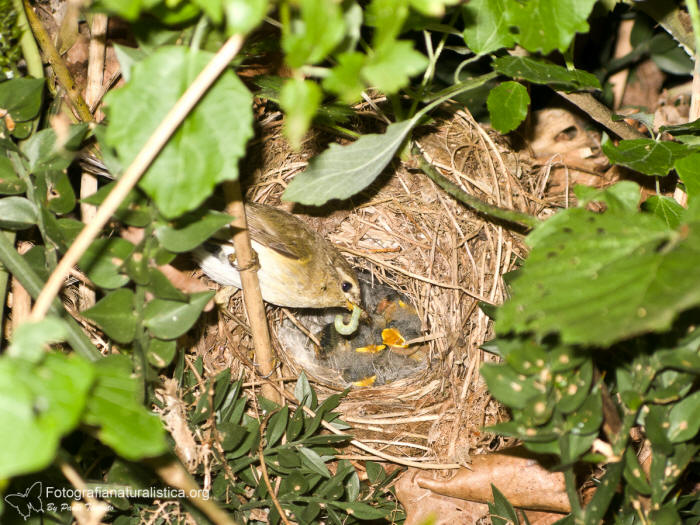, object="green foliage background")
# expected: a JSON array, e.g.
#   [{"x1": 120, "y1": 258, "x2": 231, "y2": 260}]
[{"x1": 0, "y1": 0, "x2": 698, "y2": 523}]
